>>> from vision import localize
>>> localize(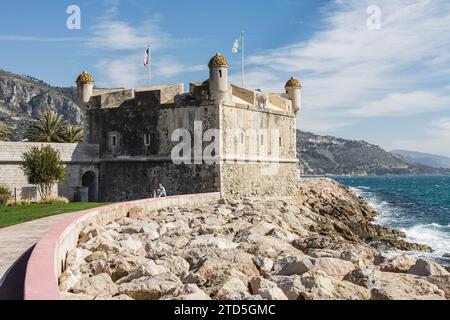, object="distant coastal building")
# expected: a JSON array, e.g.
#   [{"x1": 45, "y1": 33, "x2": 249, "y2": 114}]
[{"x1": 0, "y1": 53, "x2": 302, "y2": 202}]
